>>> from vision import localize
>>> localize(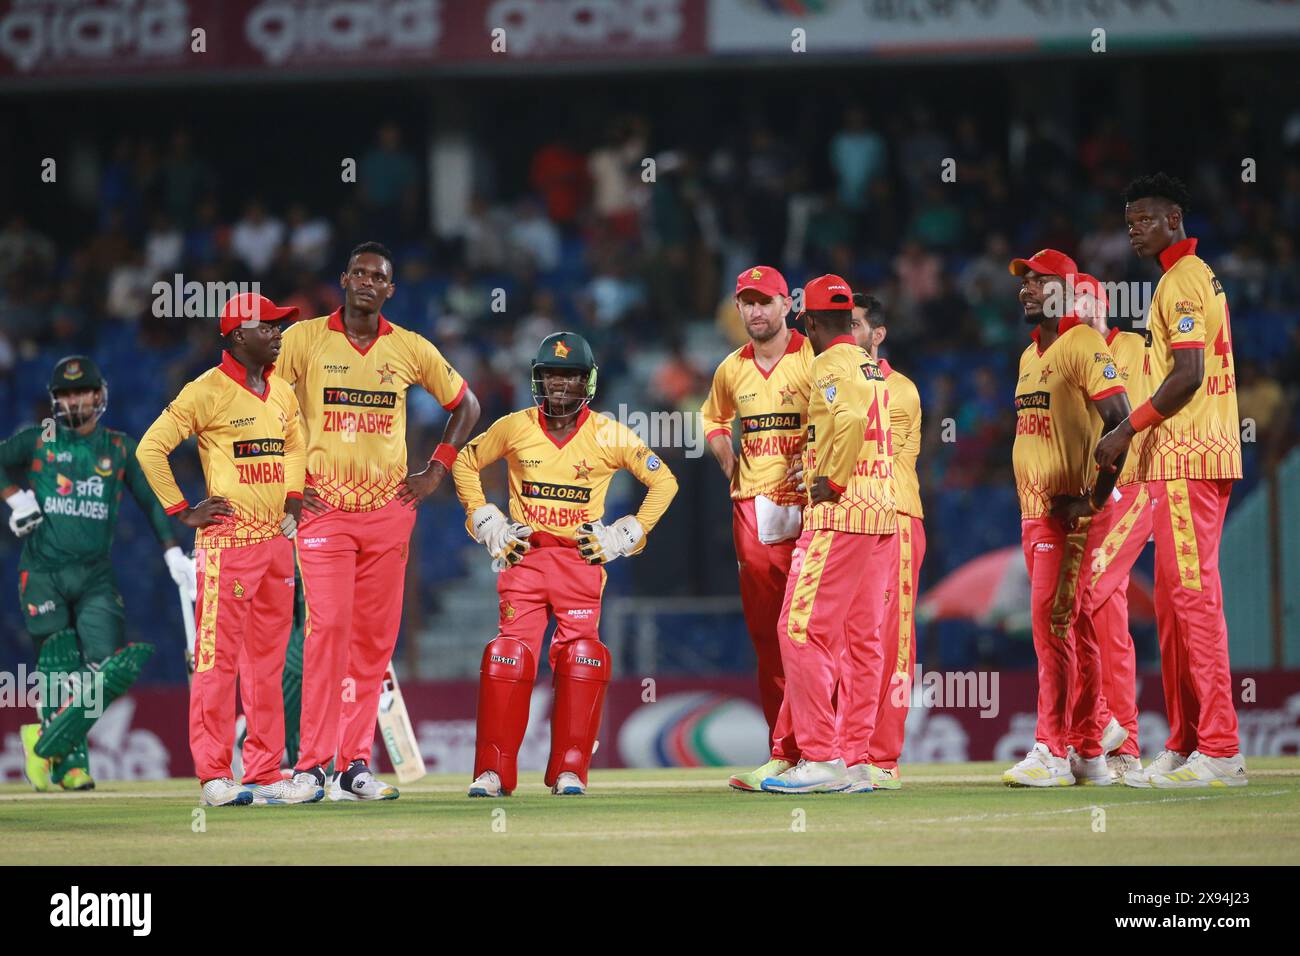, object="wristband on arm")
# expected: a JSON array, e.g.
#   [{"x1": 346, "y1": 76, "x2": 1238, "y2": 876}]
[
  {"x1": 1128, "y1": 399, "x2": 1166, "y2": 433},
  {"x1": 429, "y1": 443, "x2": 457, "y2": 471}
]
